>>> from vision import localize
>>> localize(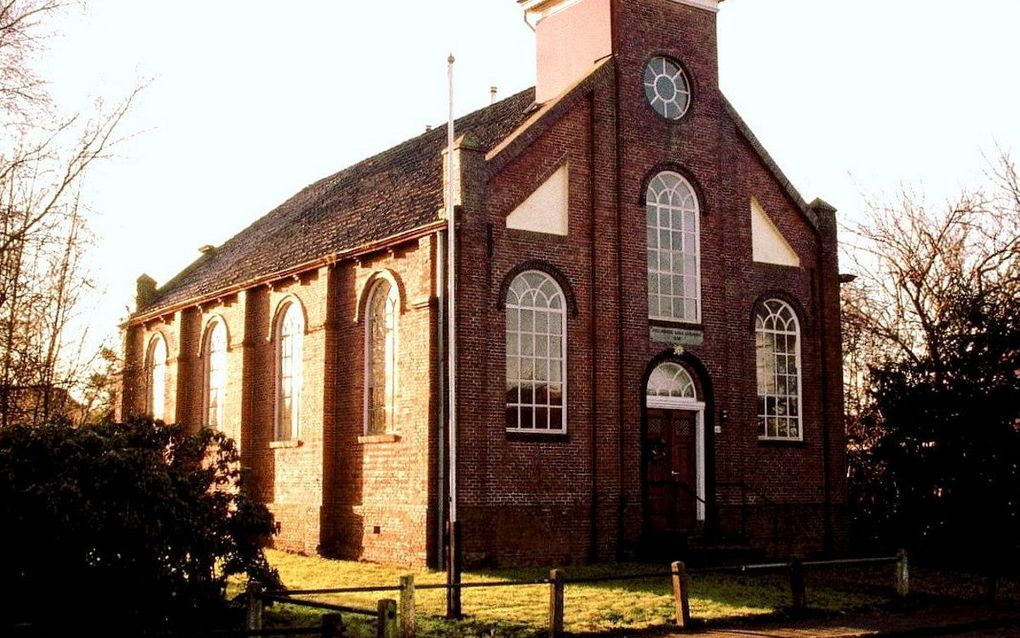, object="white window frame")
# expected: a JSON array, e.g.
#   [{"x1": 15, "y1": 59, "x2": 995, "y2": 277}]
[
  {"x1": 505, "y1": 270, "x2": 567, "y2": 434},
  {"x1": 275, "y1": 300, "x2": 304, "y2": 441},
  {"x1": 755, "y1": 299, "x2": 803, "y2": 441},
  {"x1": 646, "y1": 171, "x2": 702, "y2": 323},
  {"x1": 643, "y1": 56, "x2": 692, "y2": 120},
  {"x1": 146, "y1": 334, "x2": 167, "y2": 421},
  {"x1": 646, "y1": 362, "x2": 705, "y2": 521},
  {"x1": 363, "y1": 279, "x2": 399, "y2": 435},
  {"x1": 203, "y1": 318, "x2": 228, "y2": 429}
]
